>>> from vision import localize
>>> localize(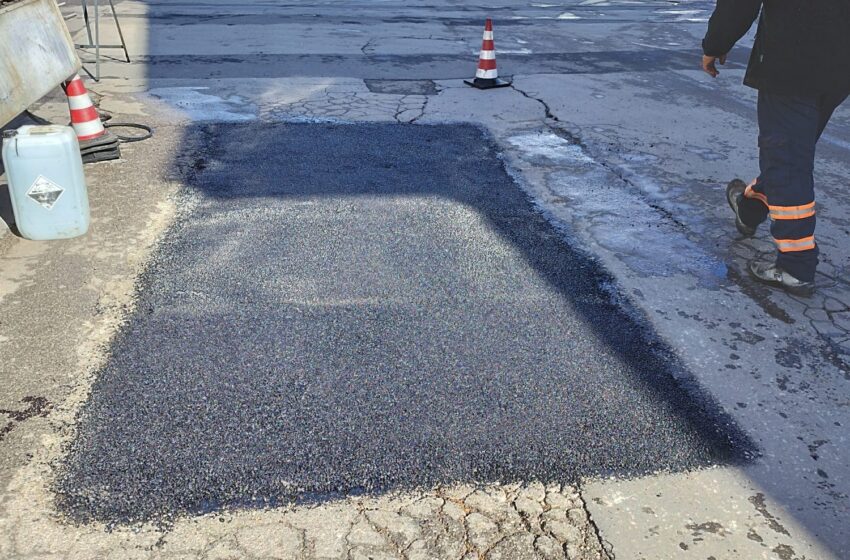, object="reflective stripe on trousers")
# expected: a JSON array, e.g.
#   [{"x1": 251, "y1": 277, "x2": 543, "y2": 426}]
[{"x1": 736, "y1": 89, "x2": 849, "y2": 282}]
